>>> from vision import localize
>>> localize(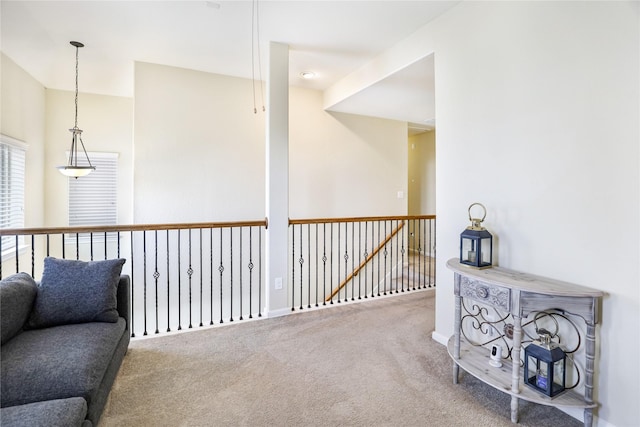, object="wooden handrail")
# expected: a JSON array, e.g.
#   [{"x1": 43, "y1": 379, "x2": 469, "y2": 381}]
[
  {"x1": 325, "y1": 221, "x2": 405, "y2": 302},
  {"x1": 0, "y1": 218, "x2": 268, "y2": 236},
  {"x1": 290, "y1": 215, "x2": 434, "y2": 226}
]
